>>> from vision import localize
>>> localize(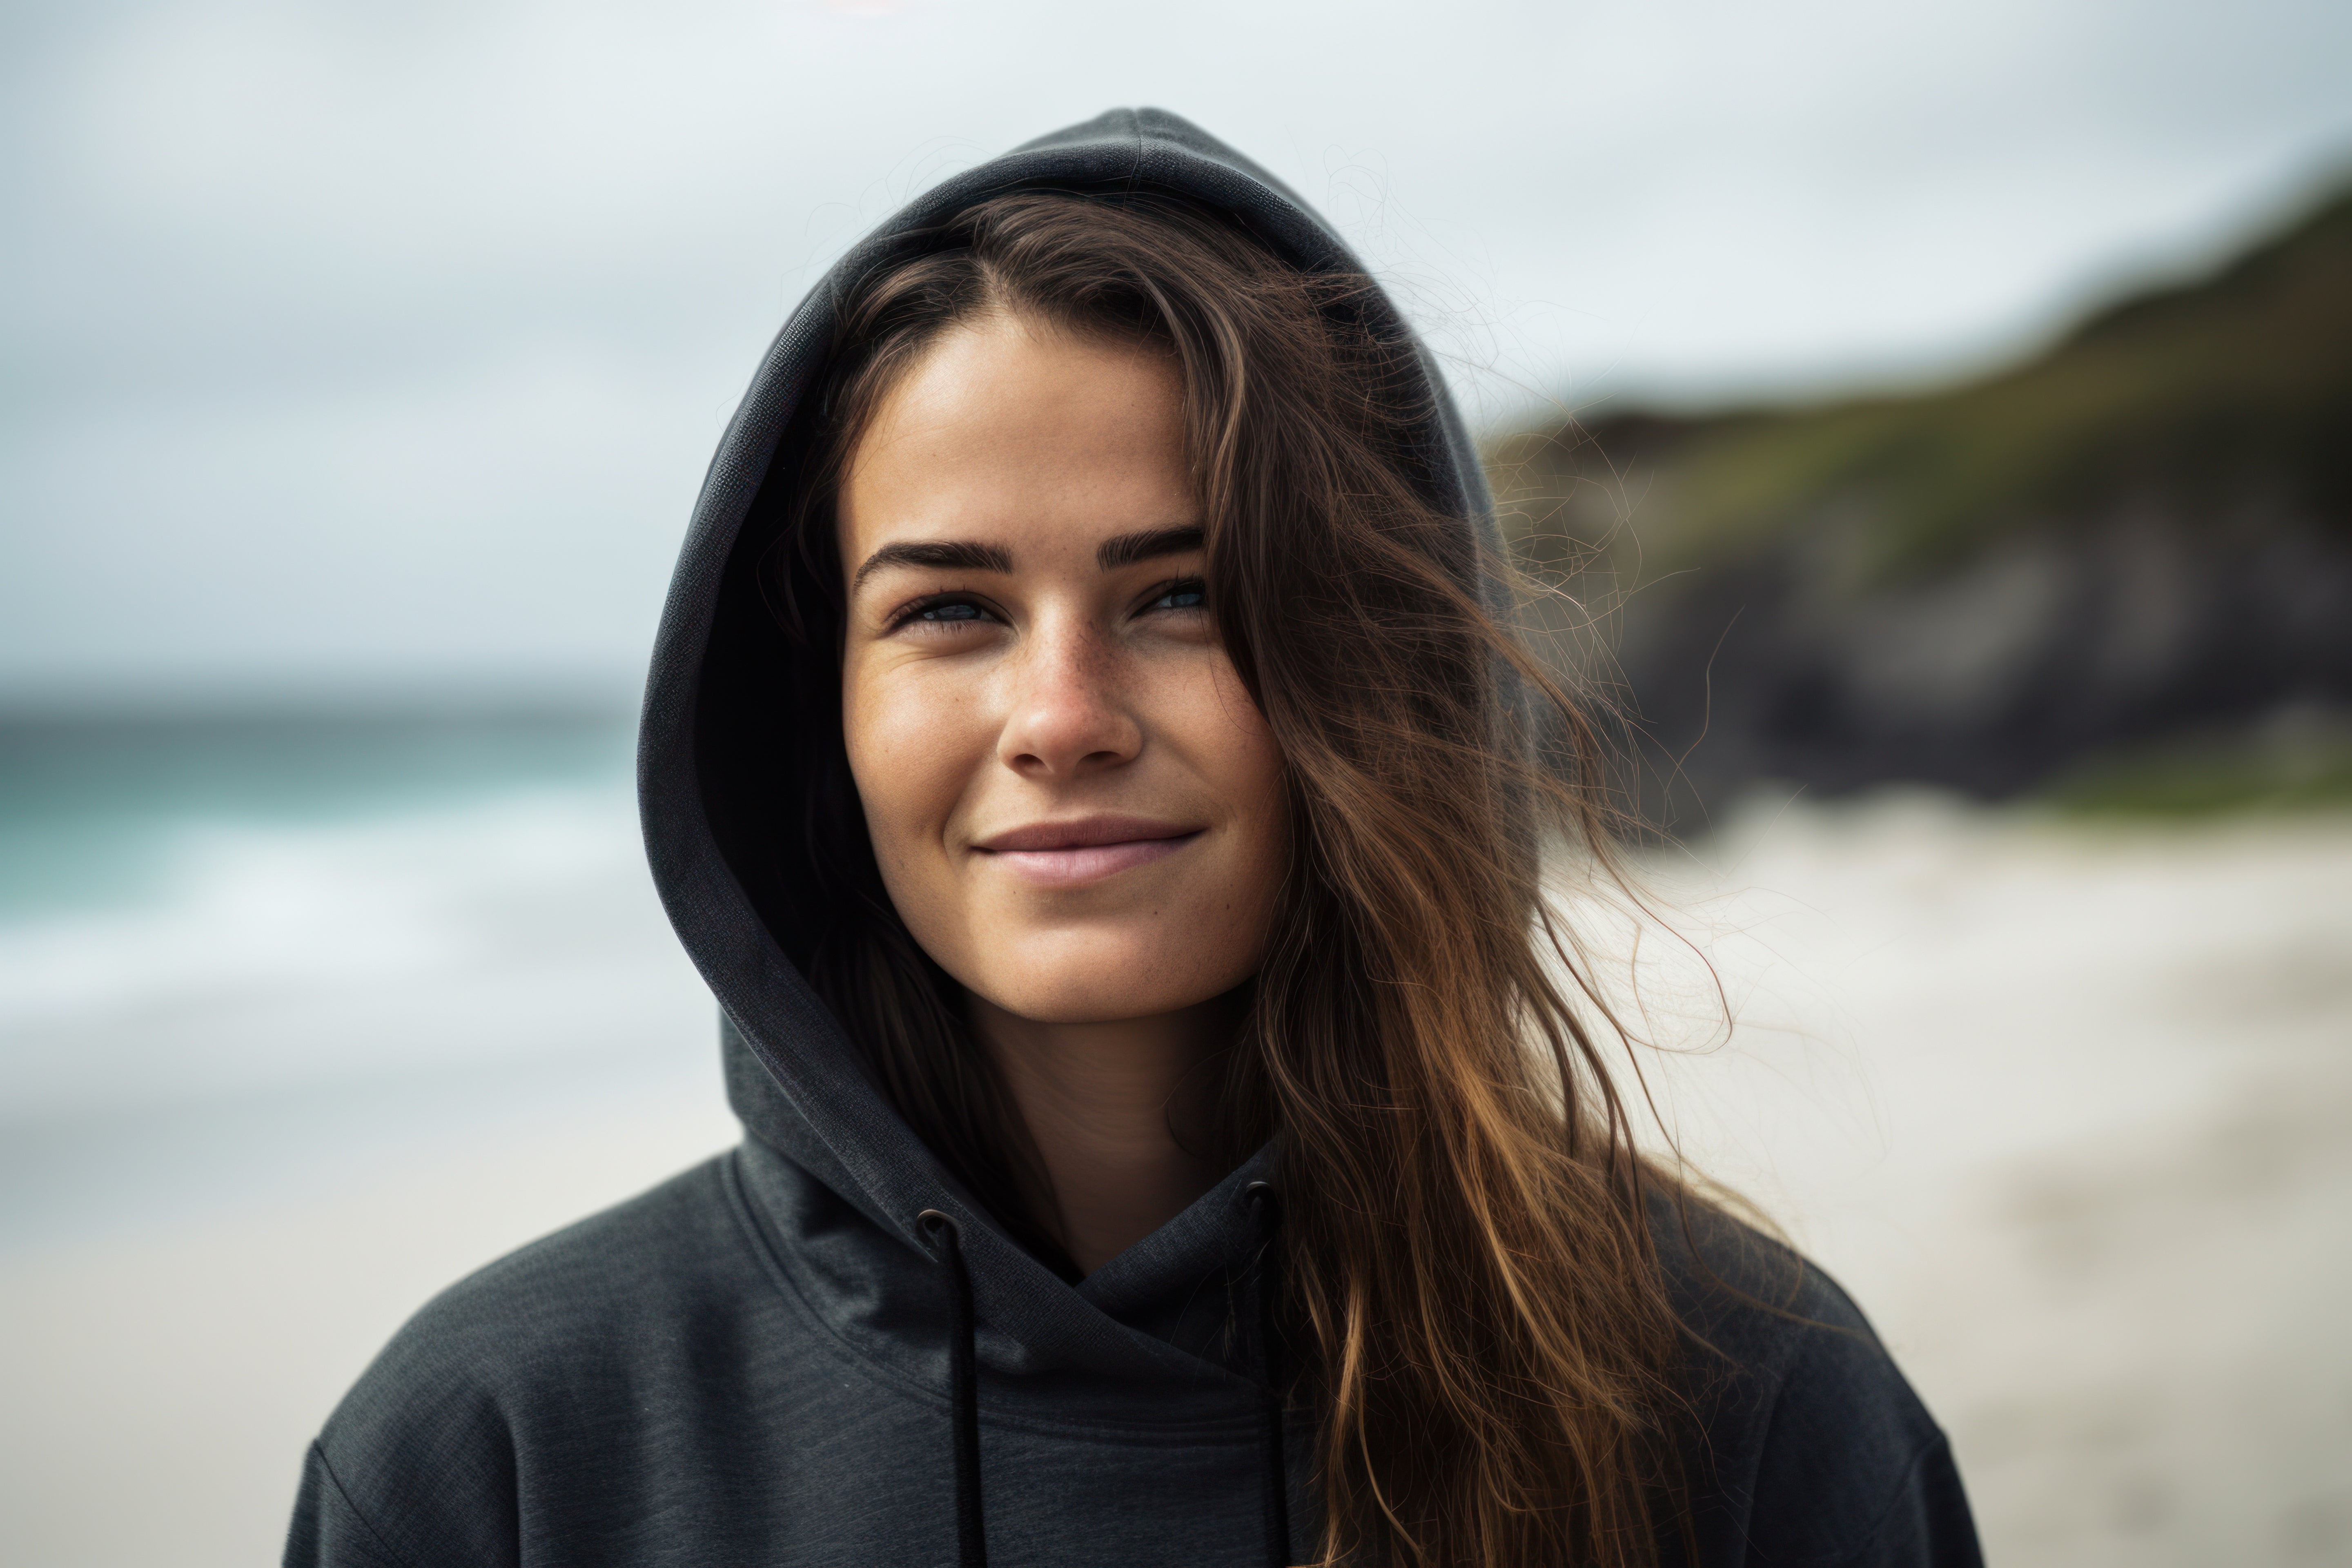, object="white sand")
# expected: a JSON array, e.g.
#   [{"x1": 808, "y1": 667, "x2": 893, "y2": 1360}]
[
  {"x1": 2, "y1": 797, "x2": 2348, "y2": 1566},
  {"x1": 0, "y1": 1071, "x2": 740, "y2": 1568},
  {"x1": 1628, "y1": 797, "x2": 2352, "y2": 1566}
]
